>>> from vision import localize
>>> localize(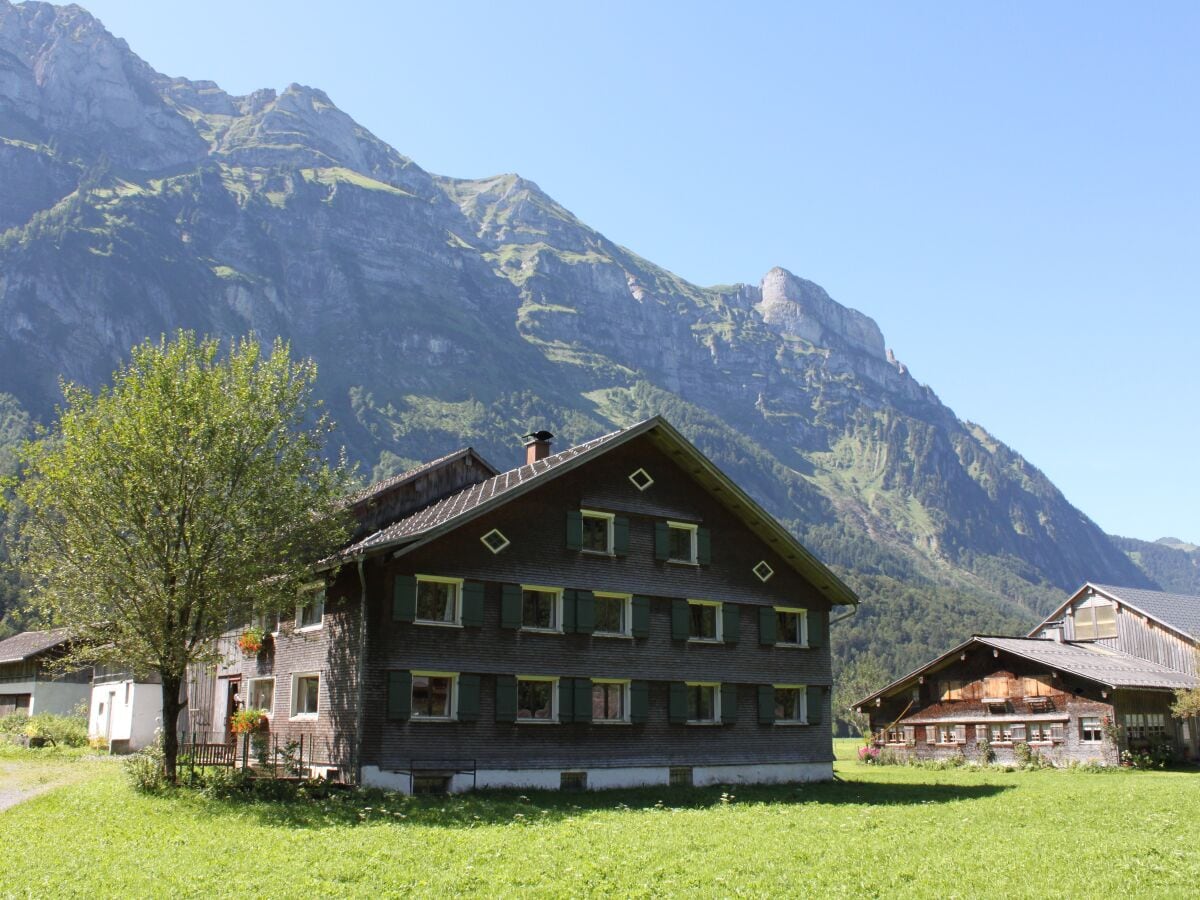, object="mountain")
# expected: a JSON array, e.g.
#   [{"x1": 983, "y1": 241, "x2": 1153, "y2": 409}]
[
  {"x1": 1112, "y1": 536, "x2": 1200, "y2": 596},
  {"x1": 0, "y1": 1, "x2": 1158, "y2": 661}
]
